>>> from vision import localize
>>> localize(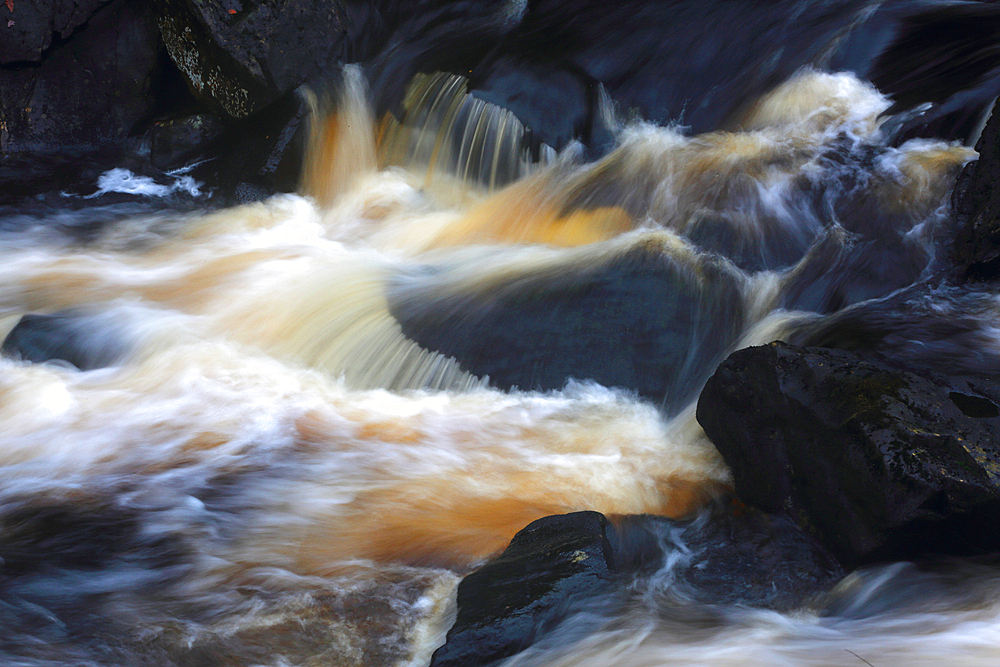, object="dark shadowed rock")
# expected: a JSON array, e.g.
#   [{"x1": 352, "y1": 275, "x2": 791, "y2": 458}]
[
  {"x1": 613, "y1": 503, "x2": 843, "y2": 612},
  {"x1": 2, "y1": 312, "x2": 130, "y2": 370},
  {"x1": 389, "y1": 235, "x2": 746, "y2": 414},
  {"x1": 429, "y1": 511, "x2": 615, "y2": 667},
  {"x1": 150, "y1": 114, "x2": 227, "y2": 171},
  {"x1": 430, "y1": 506, "x2": 841, "y2": 666},
  {"x1": 835, "y1": 0, "x2": 1000, "y2": 145},
  {"x1": 0, "y1": 0, "x2": 166, "y2": 154},
  {"x1": 192, "y1": 87, "x2": 312, "y2": 200},
  {"x1": 0, "y1": 0, "x2": 108, "y2": 63},
  {"x1": 697, "y1": 342, "x2": 1000, "y2": 568},
  {"x1": 156, "y1": 0, "x2": 347, "y2": 119},
  {"x1": 952, "y1": 97, "x2": 1000, "y2": 281}
]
